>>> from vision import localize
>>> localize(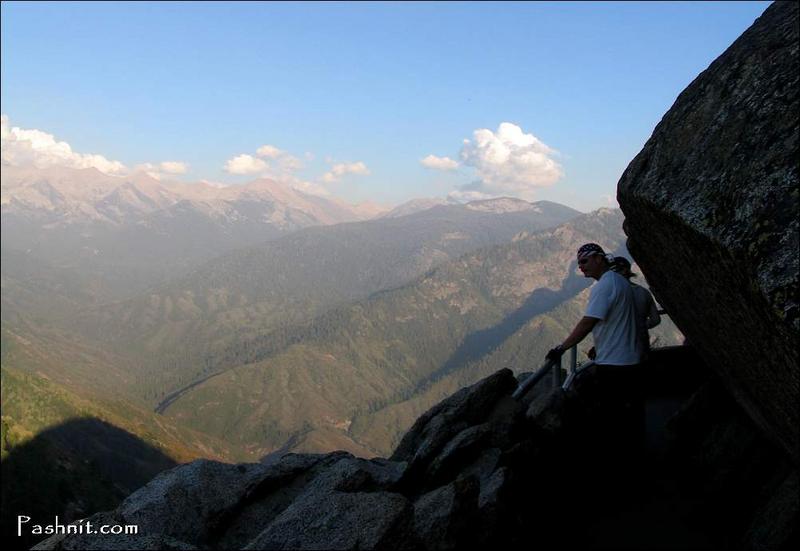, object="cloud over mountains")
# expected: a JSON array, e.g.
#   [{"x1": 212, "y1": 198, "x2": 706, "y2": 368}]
[
  {"x1": 321, "y1": 161, "x2": 370, "y2": 183},
  {"x1": 223, "y1": 145, "x2": 305, "y2": 177},
  {"x1": 459, "y1": 122, "x2": 563, "y2": 199},
  {"x1": 1, "y1": 114, "x2": 189, "y2": 181},
  {"x1": 224, "y1": 154, "x2": 267, "y2": 175},
  {"x1": 223, "y1": 144, "x2": 368, "y2": 195},
  {"x1": 420, "y1": 155, "x2": 459, "y2": 171},
  {"x1": 3, "y1": 114, "x2": 564, "y2": 206},
  {"x1": 1, "y1": 114, "x2": 127, "y2": 175},
  {"x1": 422, "y1": 122, "x2": 564, "y2": 202},
  {"x1": 136, "y1": 161, "x2": 190, "y2": 180}
]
